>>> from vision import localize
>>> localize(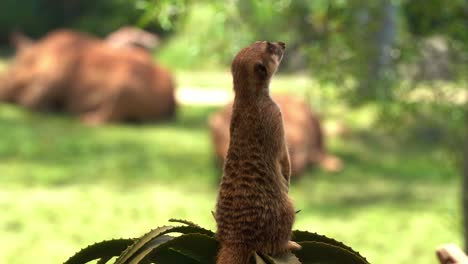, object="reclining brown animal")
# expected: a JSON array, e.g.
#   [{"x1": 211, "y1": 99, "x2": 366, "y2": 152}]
[
  {"x1": 106, "y1": 26, "x2": 159, "y2": 51},
  {"x1": 0, "y1": 28, "x2": 175, "y2": 124},
  {"x1": 208, "y1": 95, "x2": 343, "y2": 177}
]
